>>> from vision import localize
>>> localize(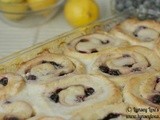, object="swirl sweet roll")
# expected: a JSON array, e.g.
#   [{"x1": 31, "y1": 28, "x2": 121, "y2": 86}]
[
  {"x1": 17, "y1": 53, "x2": 85, "y2": 84},
  {"x1": 110, "y1": 18, "x2": 160, "y2": 49},
  {"x1": 0, "y1": 101, "x2": 35, "y2": 120},
  {"x1": 43, "y1": 74, "x2": 122, "y2": 119},
  {"x1": 123, "y1": 72, "x2": 160, "y2": 118},
  {"x1": 91, "y1": 46, "x2": 160, "y2": 87},
  {"x1": 63, "y1": 31, "x2": 129, "y2": 64},
  {"x1": 0, "y1": 73, "x2": 25, "y2": 100}
]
